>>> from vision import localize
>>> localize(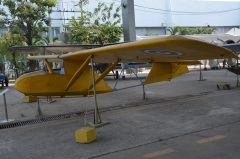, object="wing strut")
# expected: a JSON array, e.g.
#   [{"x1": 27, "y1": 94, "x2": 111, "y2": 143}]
[
  {"x1": 88, "y1": 59, "x2": 120, "y2": 90},
  {"x1": 44, "y1": 59, "x2": 53, "y2": 74},
  {"x1": 65, "y1": 56, "x2": 91, "y2": 91}
]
